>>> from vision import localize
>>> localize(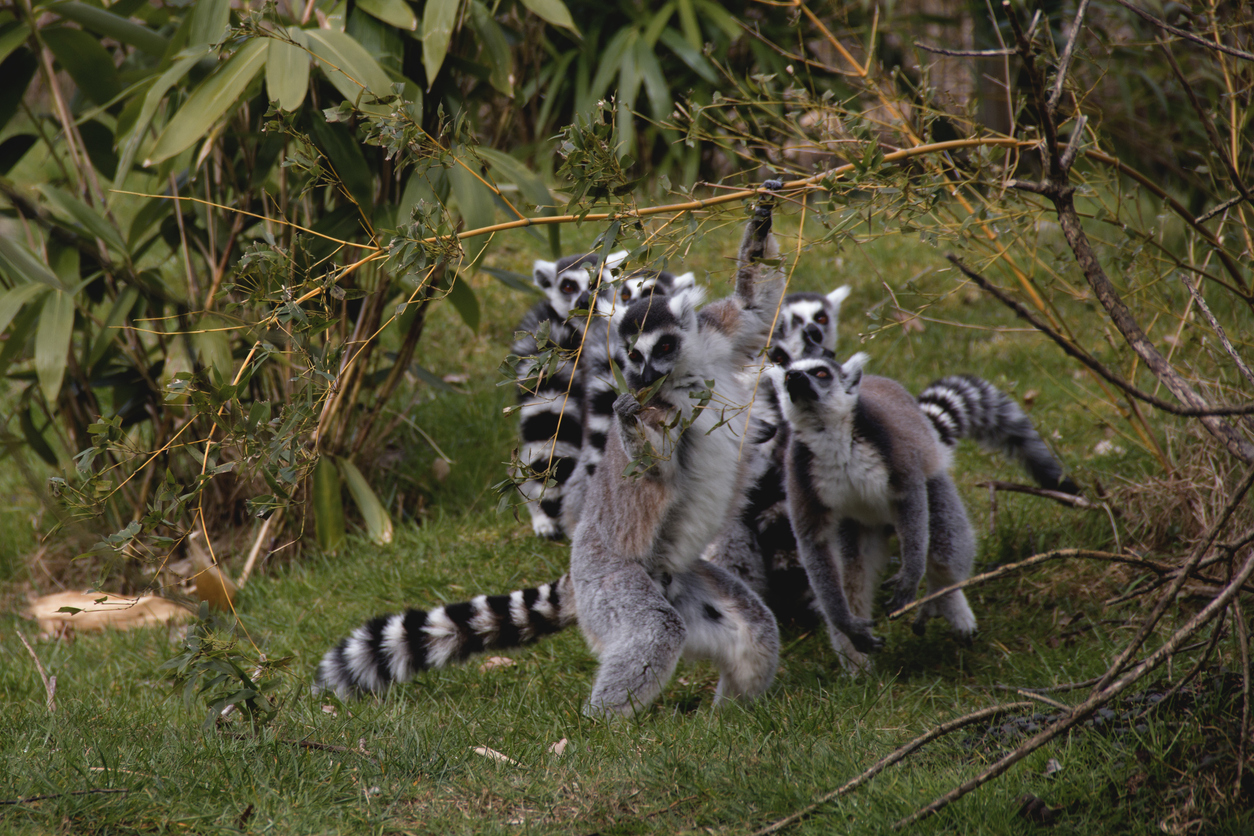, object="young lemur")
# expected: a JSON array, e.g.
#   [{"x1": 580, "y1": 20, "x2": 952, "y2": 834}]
[
  {"x1": 773, "y1": 352, "x2": 1077, "y2": 670},
  {"x1": 317, "y1": 185, "x2": 787, "y2": 716},
  {"x1": 511, "y1": 251, "x2": 626, "y2": 539}
]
